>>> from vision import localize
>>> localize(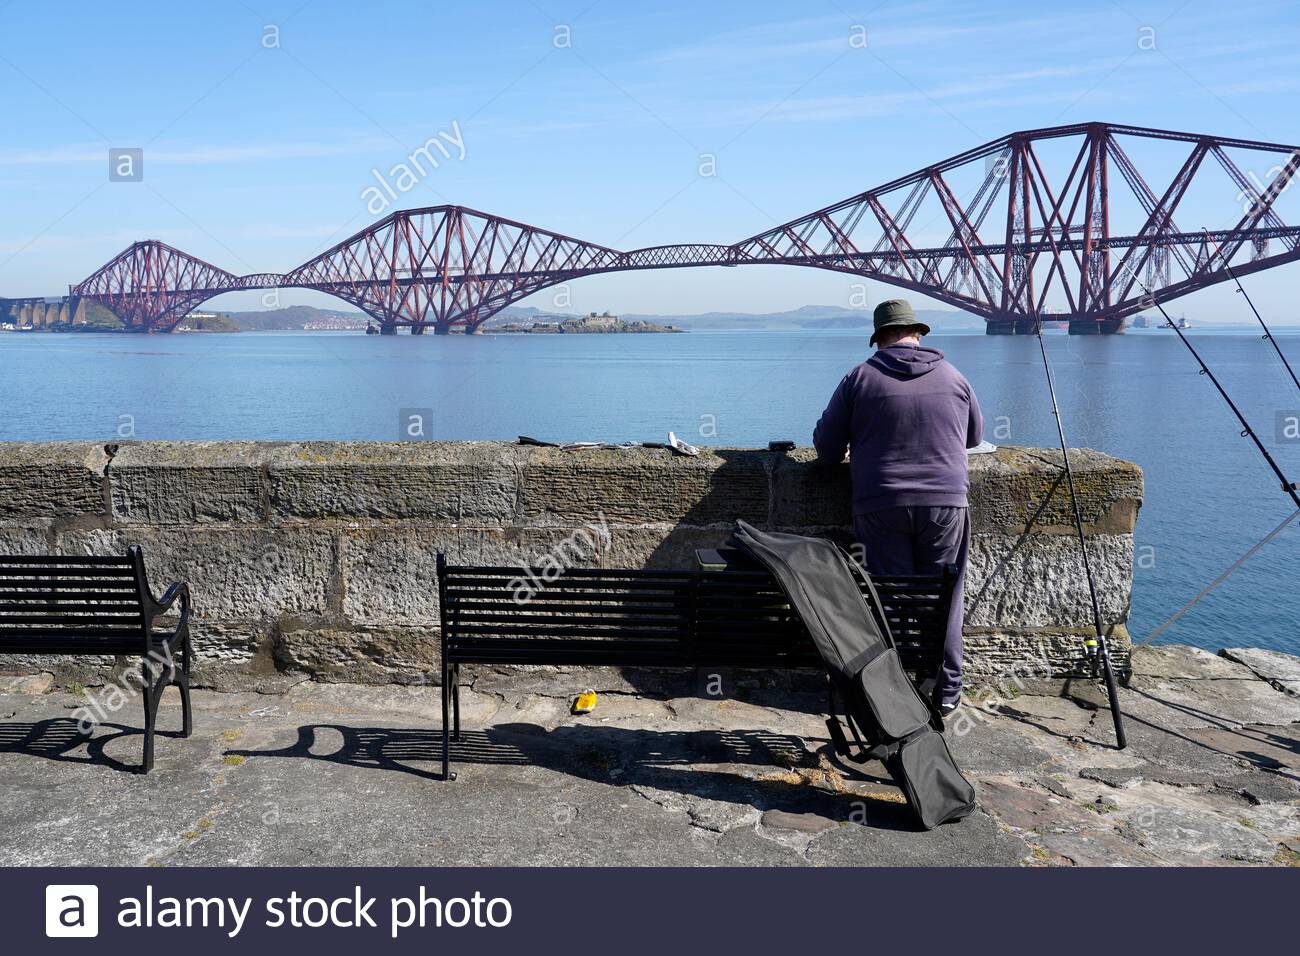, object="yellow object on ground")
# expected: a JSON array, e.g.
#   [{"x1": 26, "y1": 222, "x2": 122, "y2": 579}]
[{"x1": 572, "y1": 690, "x2": 598, "y2": 714}]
